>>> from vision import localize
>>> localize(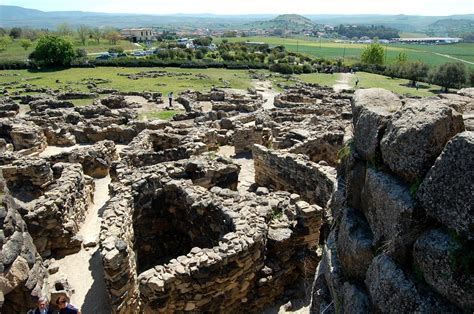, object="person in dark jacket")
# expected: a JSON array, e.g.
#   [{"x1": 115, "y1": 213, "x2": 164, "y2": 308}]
[
  {"x1": 56, "y1": 296, "x2": 81, "y2": 314},
  {"x1": 29, "y1": 296, "x2": 52, "y2": 314}
]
